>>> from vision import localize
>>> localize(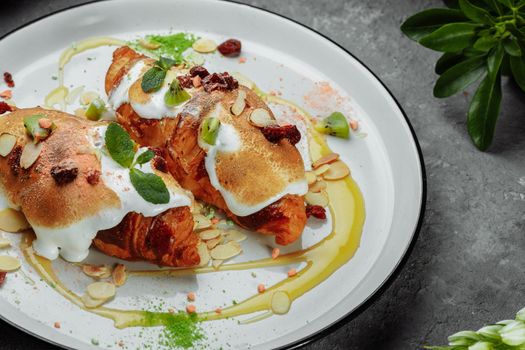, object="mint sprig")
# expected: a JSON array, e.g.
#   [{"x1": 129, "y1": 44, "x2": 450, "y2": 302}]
[
  {"x1": 141, "y1": 56, "x2": 177, "y2": 93},
  {"x1": 105, "y1": 123, "x2": 170, "y2": 204},
  {"x1": 401, "y1": 0, "x2": 525, "y2": 150}
]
